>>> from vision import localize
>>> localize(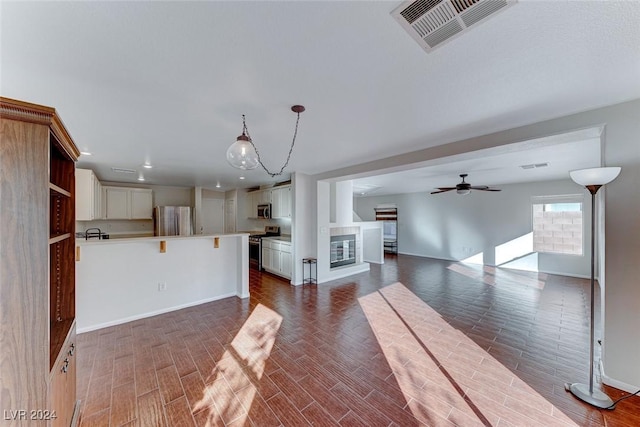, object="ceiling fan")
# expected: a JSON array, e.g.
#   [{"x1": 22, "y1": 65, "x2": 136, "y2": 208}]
[{"x1": 431, "y1": 174, "x2": 501, "y2": 195}]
